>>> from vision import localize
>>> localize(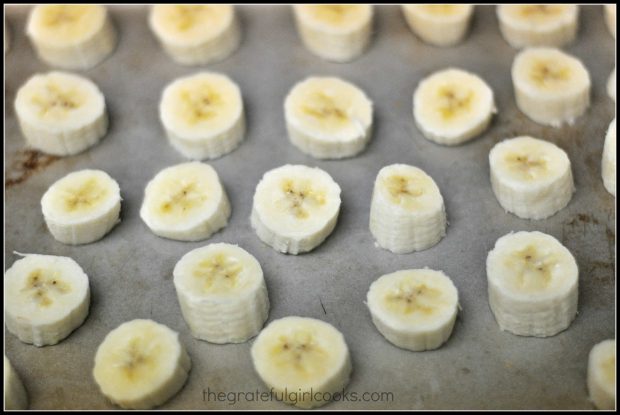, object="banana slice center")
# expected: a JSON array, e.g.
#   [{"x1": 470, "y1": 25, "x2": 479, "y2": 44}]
[
  {"x1": 505, "y1": 153, "x2": 548, "y2": 180},
  {"x1": 530, "y1": 61, "x2": 571, "y2": 88},
  {"x1": 311, "y1": 5, "x2": 355, "y2": 24},
  {"x1": 31, "y1": 83, "x2": 82, "y2": 120},
  {"x1": 277, "y1": 179, "x2": 326, "y2": 219},
  {"x1": 519, "y1": 5, "x2": 563, "y2": 20},
  {"x1": 420, "y1": 5, "x2": 462, "y2": 16},
  {"x1": 302, "y1": 92, "x2": 350, "y2": 125},
  {"x1": 180, "y1": 86, "x2": 223, "y2": 125},
  {"x1": 506, "y1": 246, "x2": 557, "y2": 291},
  {"x1": 602, "y1": 355, "x2": 616, "y2": 386},
  {"x1": 112, "y1": 337, "x2": 160, "y2": 381},
  {"x1": 60, "y1": 178, "x2": 108, "y2": 212},
  {"x1": 168, "y1": 5, "x2": 215, "y2": 31},
  {"x1": 385, "y1": 282, "x2": 442, "y2": 315},
  {"x1": 270, "y1": 332, "x2": 328, "y2": 377},
  {"x1": 20, "y1": 268, "x2": 70, "y2": 307},
  {"x1": 384, "y1": 175, "x2": 425, "y2": 209},
  {"x1": 192, "y1": 254, "x2": 243, "y2": 294},
  {"x1": 159, "y1": 180, "x2": 208, "y2": 216},
  {"x1": 42, "y1": 5, "x2": 87, "y2": 29},
  {"x1": 436, "y1": 86, "x2": 474, "y2": 120}
]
